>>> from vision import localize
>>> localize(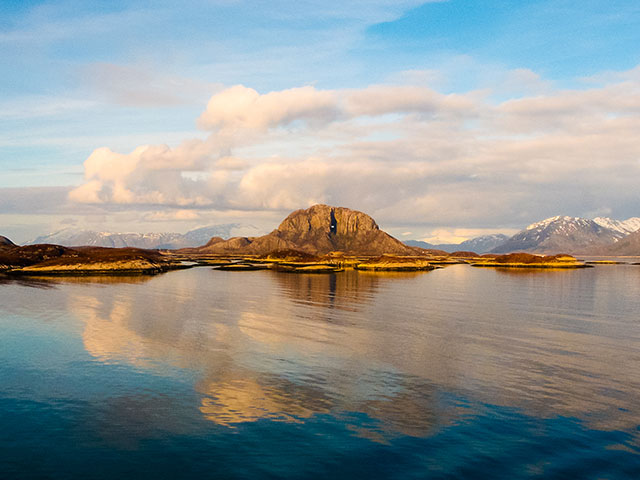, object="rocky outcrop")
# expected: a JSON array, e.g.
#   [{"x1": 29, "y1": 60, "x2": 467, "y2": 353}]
[{"x1": 193, "y1": 205, "x2": 419, "y2": 256}]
